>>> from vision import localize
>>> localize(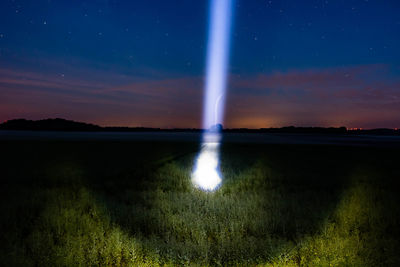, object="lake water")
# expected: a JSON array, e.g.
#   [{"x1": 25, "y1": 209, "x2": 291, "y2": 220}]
[{"x1": 1, "y1": 130, "x2": 399, "y2": 148}]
